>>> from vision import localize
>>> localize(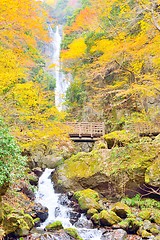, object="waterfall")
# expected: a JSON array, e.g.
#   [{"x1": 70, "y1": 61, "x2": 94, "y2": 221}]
[
  {"x1": 48, "y1": 25, "x2": 69, "y2": 111},
  {"x1": 35, "y1": 168, "x2": 103, "y2": 240}
]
